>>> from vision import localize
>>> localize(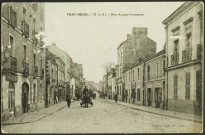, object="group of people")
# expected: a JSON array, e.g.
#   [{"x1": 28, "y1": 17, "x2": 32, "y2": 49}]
[{"x1": 65, "y1": 86, "x2": 93, "y2": 108}]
